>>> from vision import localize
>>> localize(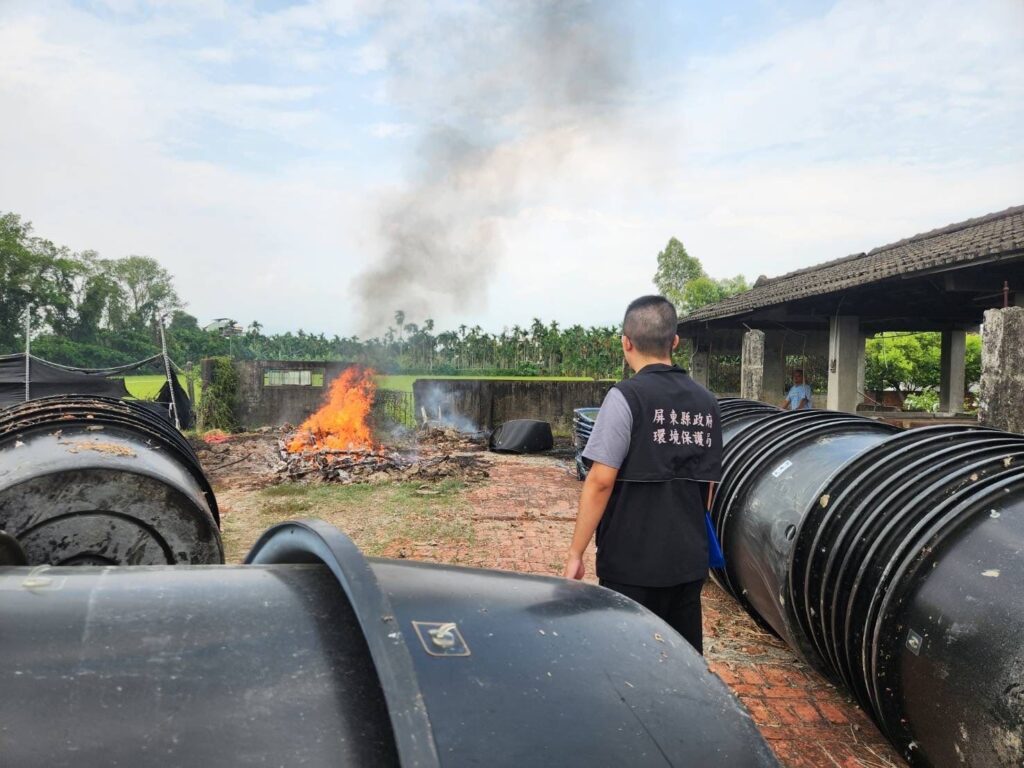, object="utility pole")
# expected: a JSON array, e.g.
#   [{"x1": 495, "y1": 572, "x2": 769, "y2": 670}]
[
  {"x1": 159, "y1": 322, "x2": 181, "y2": 430},
  {"x1": 24, "y1": 305, "x2": 31, "y2": 402}
]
